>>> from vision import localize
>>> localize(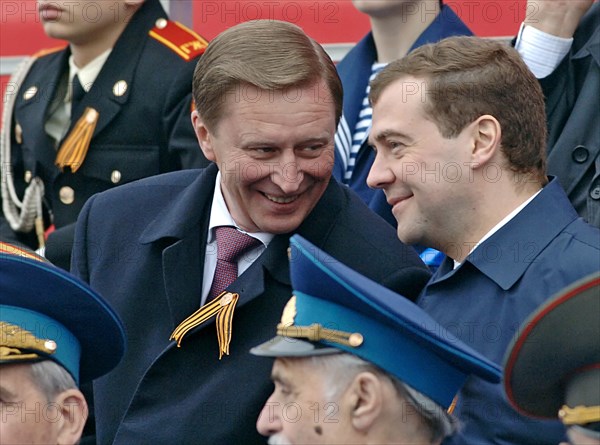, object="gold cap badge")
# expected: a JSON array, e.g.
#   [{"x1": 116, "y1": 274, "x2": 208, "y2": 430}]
[
  {"x1": 276, "y1": 296, "x2": 364, "y2": 348},
  {"x1": 0, "y1": 322, "x2": 57, "y2": 362}
]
